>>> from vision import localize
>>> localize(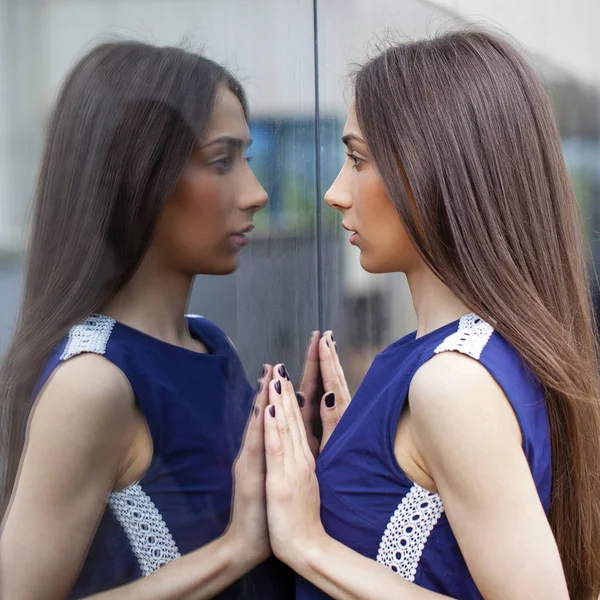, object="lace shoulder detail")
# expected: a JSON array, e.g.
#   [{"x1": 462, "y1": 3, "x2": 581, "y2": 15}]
[
  {"x1": 434, "y1": 313, "x2": 494, "y2": 360},
  {"x1": 60, "y1": 314, "x2": 116, "y2": 360},
  {"x1": 109, "y1": 483, "x2": 181, "y2": 576},
  {"x1": 376, "y1": 484, "x2": 444, "y2": 581}
]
